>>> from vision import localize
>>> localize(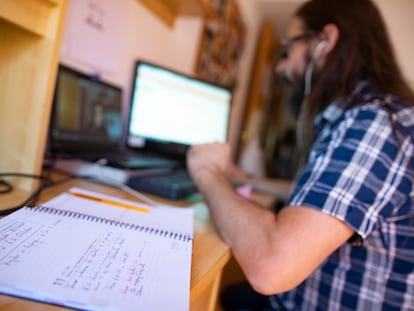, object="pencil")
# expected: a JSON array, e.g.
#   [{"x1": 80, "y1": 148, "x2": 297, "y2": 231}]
[{"x1": 68, "y1": 191, "x2": 150, "y2": 214}]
